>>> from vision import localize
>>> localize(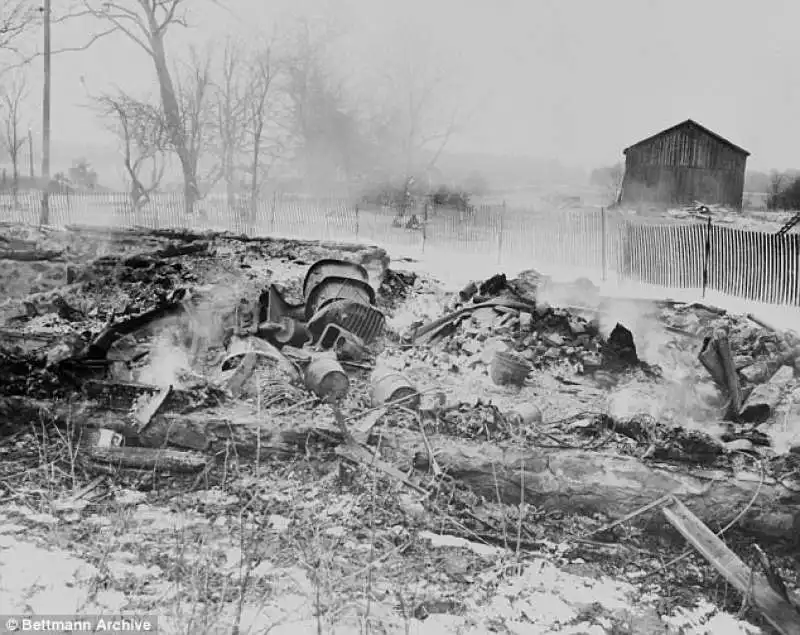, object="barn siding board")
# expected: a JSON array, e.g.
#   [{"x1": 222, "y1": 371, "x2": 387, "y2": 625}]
[{"x1": 620, "y1": 120, "x2": 748, "y2": 210}]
